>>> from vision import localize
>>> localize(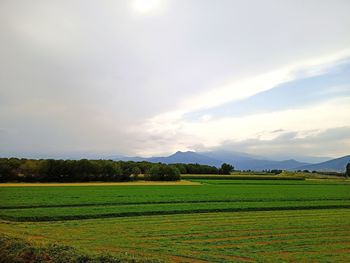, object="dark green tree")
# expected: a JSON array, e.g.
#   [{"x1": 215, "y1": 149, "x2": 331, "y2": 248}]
[
  {"x1": 131, "y1": 166, "x2": 141, "y2": 180},
  {"x1": 0, "y1": 159, "x2": 12, "y2": 182},
  {"x1": 219, "y1": 163, "x2": 234, "y2": 175},
  {"x1": 346, "y1": 163, "x2": 350, "y2": 178}
]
